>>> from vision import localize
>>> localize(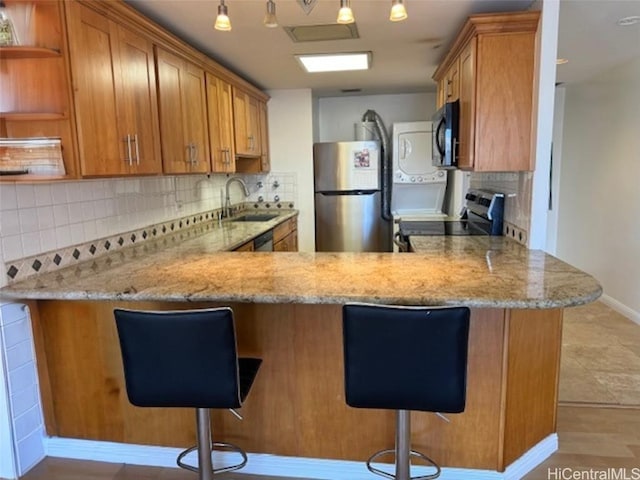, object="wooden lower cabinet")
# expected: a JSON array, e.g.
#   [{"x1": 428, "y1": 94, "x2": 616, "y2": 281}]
[
  {"x1": 32, "y1": 301, "x2": 561, "y2": 471},
  {"x1": 273, "y1": 217, "x2": 298, "y2": 252},
  {"x1": 234, "y1": 240, "x2": 254, "y2": 252}
]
